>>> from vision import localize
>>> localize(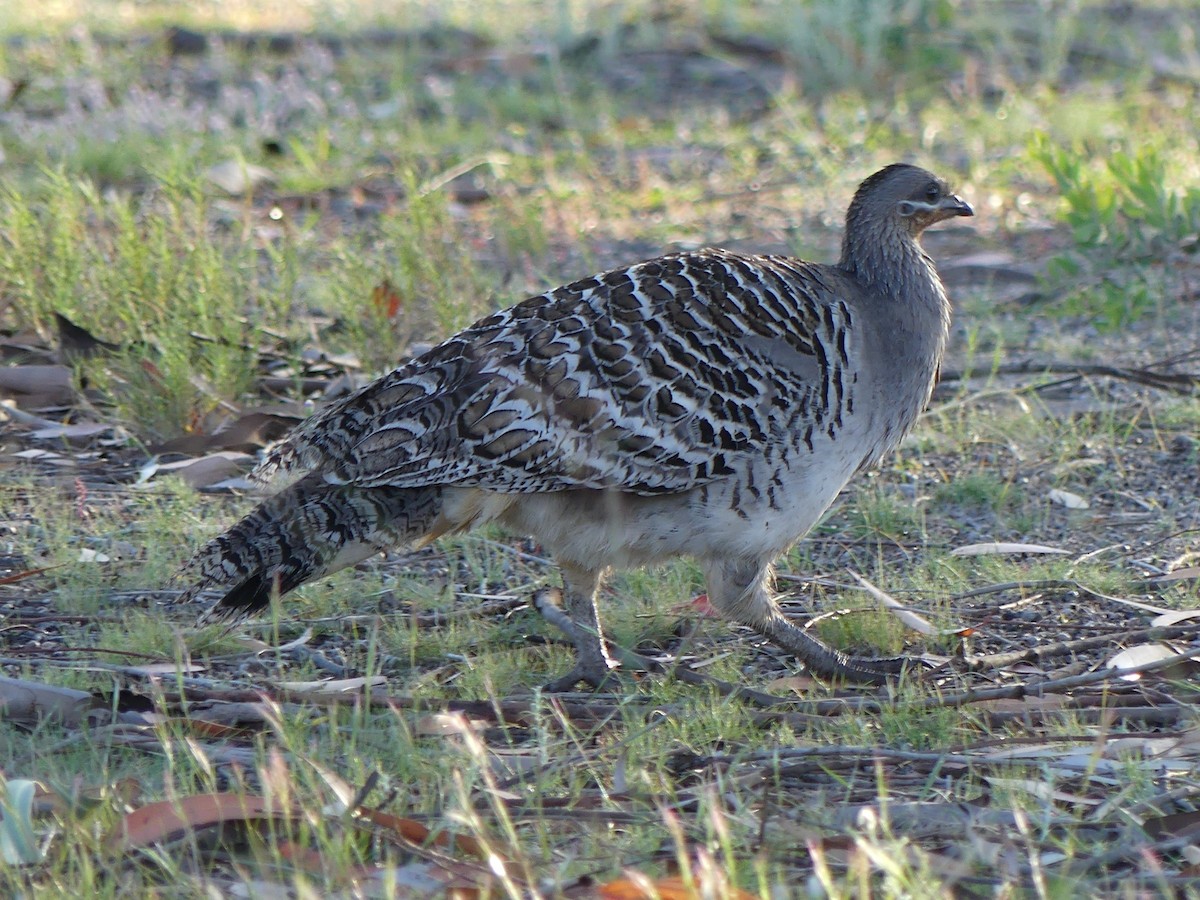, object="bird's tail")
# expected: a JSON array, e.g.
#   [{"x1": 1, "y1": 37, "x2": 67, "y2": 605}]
[{"x1": 177, "y1": 474, "x2": 443, "y2": 622}]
